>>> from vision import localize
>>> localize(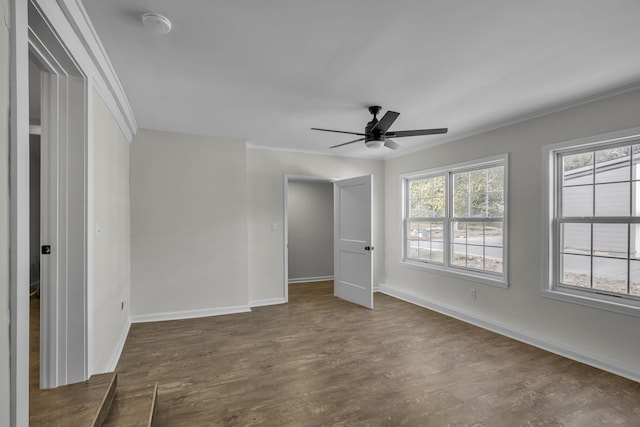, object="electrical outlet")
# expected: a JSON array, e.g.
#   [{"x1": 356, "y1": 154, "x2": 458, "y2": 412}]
[{"x1": 469, "y1": 288, "x2": 476, "y2": 300}]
